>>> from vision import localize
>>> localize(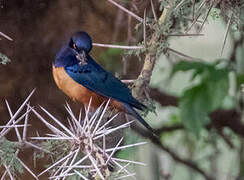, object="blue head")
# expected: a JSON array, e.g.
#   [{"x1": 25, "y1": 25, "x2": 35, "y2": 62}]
[
  {"x1": 54, "y1": 31, "x2": 93, "y2": 67},
  {"x1": 69, "y1": 31, "x2": 93, "y2": 53}
]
